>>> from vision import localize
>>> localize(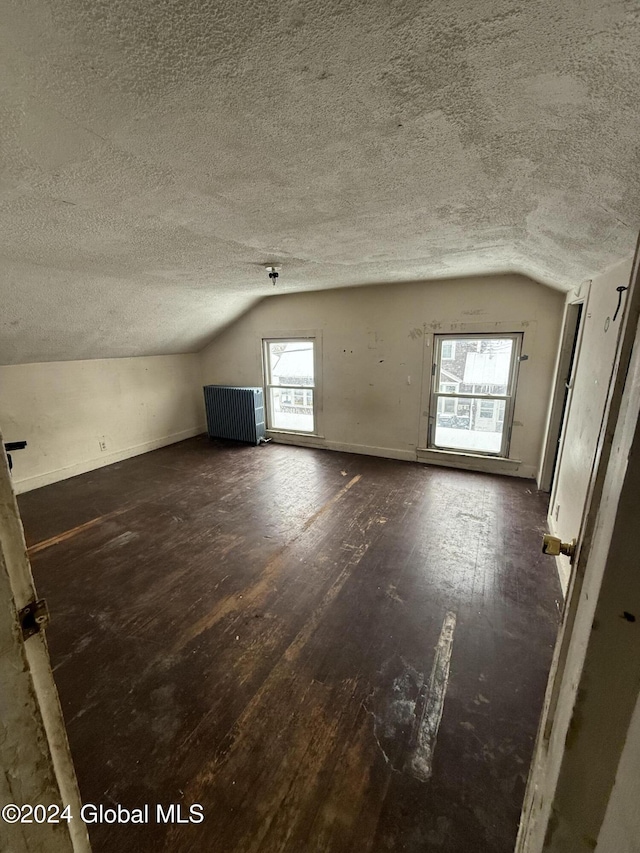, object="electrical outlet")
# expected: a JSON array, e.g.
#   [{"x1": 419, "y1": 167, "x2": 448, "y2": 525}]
[{"x1": 99, "y1": 440, "x2": 108, "y2": 452}]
